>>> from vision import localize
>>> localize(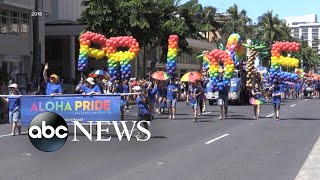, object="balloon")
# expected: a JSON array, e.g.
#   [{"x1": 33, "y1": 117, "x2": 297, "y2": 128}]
[{"x1": 166, "y1": 35, "x2": 179, "y2": 76}]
